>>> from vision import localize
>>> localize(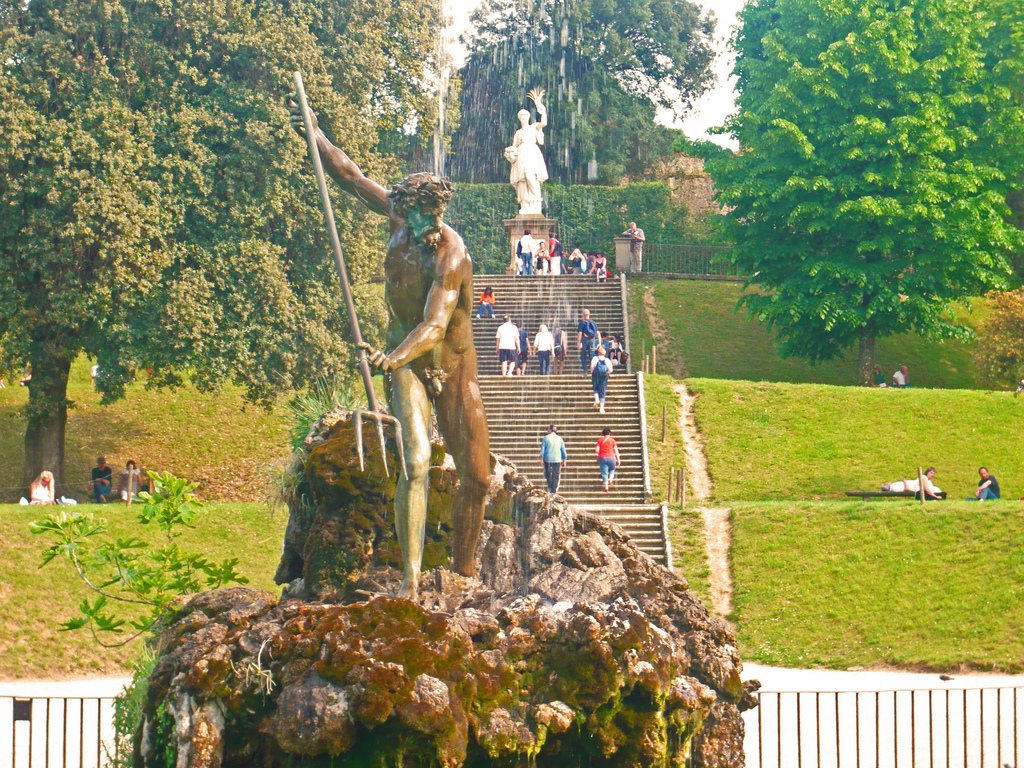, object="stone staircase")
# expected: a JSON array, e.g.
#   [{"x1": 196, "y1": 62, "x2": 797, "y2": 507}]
[
  {"x1": 472, "y1": 274, "x2": 626, "y2": 376},
  {"x1": 472, "y1": 273, "x2": 671, "y2": 566}
]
